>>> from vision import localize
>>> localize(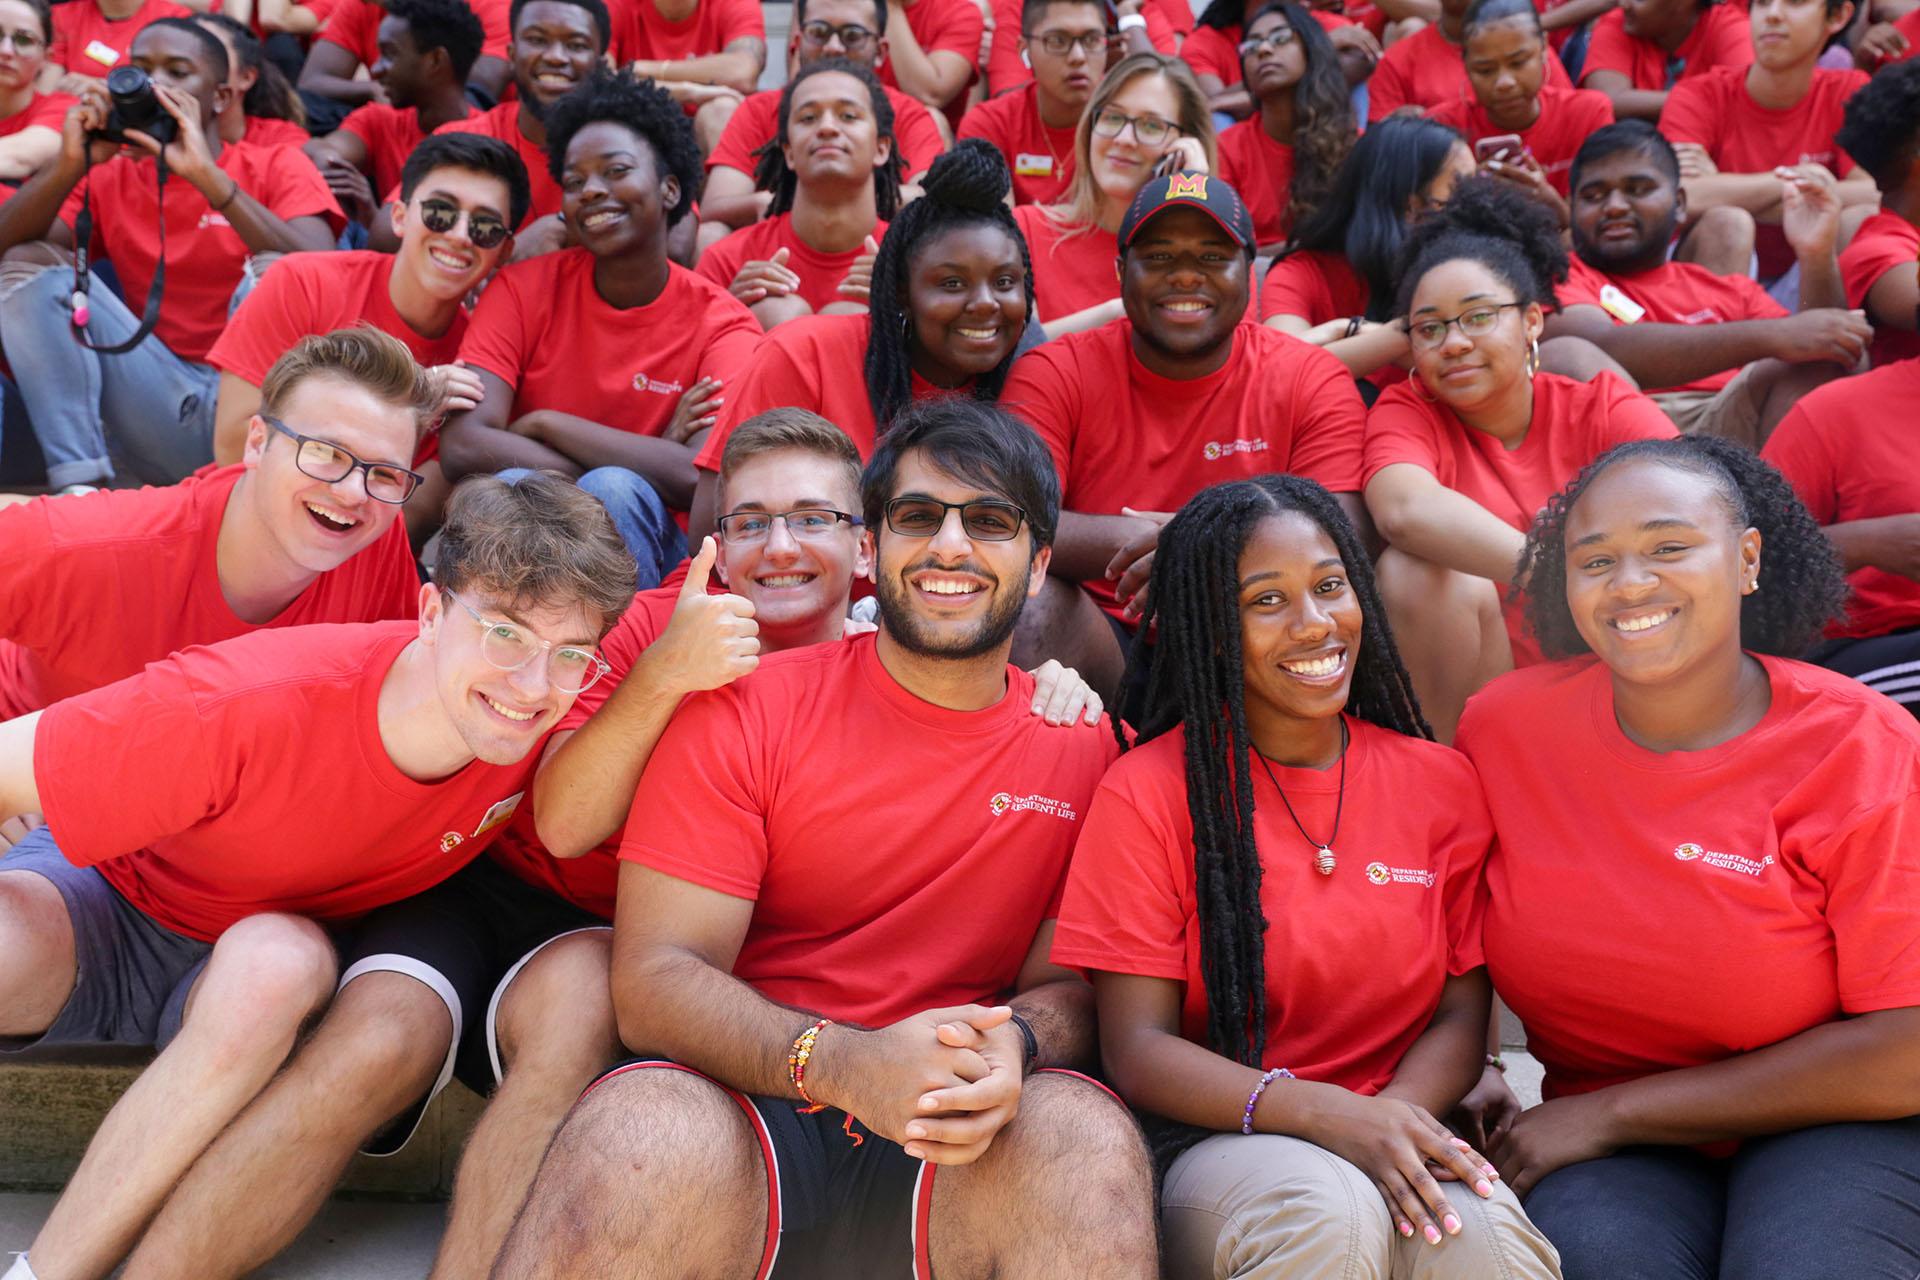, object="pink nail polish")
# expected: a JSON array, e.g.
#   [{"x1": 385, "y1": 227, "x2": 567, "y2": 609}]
[
  {"x1": 1399, "y1": 1222, "x2": 1414, "y2": 1238},
  {"x1": 1475, "y1": 1179, "x2": 1493, "y2": 1197},
  {"x1": 1424, "y1": 1225, "x2": 1442, "y2": 1245},
  {"x1": 1444, "y1": 1215, "x2": 1461, "y2": 1235},
  {"x1": 1483, "y1": 1163, "x2": 1498, "y2": 1176}
]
